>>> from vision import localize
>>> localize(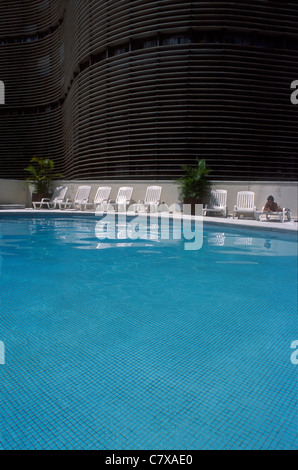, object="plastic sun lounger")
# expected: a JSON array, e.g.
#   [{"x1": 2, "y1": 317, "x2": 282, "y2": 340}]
[
  {"x1": 59, "y1": 185, "x2": 91, "y2": 210},
  {"x1": 103, "y1": 187, "x2": 133, "y2": 212},
  {"x1": 79, "y1": 186, "x2": 112, "y2": 211},
  {"x1": 202, "y1": 189, "x2": 227, "y2": 217},
  {"x1": 134, "y1": 185, "x2": 162, "y2": 212},
  {"x1": 258, "y1": 207, "x2": 291, "y2": 223},
  {"x1": 32, "y1": 186, "x2": 68, "y2": 209},
  {"x1": 233, "y1": 191, "x2": 257, "y2": 219}
]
